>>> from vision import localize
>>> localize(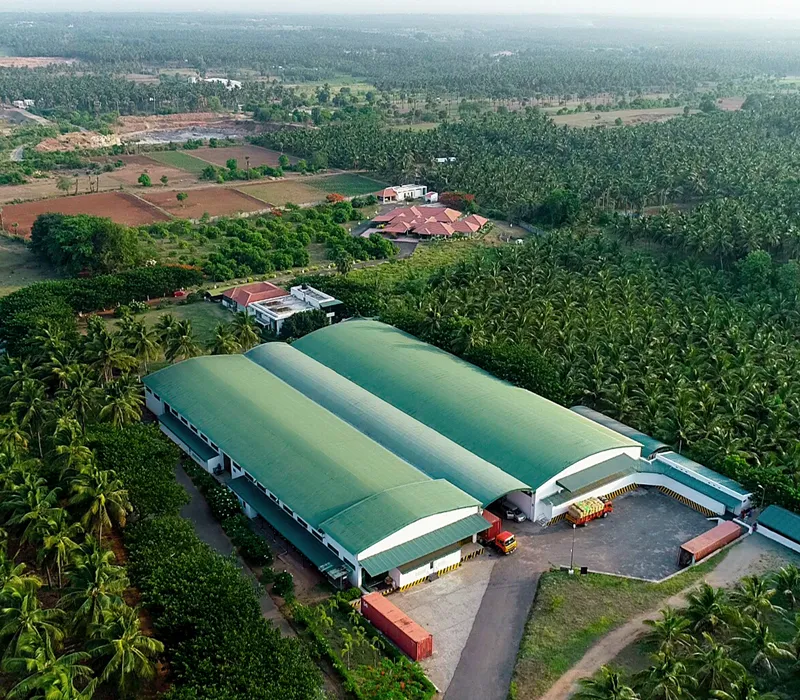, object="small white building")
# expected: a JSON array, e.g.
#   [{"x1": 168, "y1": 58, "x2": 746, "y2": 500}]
[
  {"x1": 12, "y1": 99, "x2": 34, "y2": 110},
  {"x1": 424, "y1": 192, "x2": 439, "y2": 203},
  {"x1": 377, "y1": 184, "x2": 428, "y2": 203},
  {"x1": 188, "y1": 77, "x2": 242, "y2": 90},
  {"x1": 250, "y1": 284, "x2": 341, "y2": 335}
]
